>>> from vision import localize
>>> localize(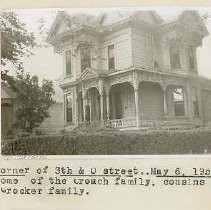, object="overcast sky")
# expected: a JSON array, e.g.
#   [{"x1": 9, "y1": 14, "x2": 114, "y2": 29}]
[{"x1": 5, "y1": 8, "x2": 211, "y2": 101}]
